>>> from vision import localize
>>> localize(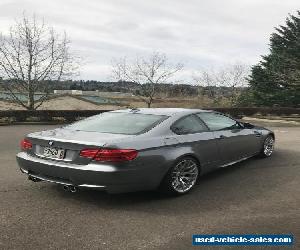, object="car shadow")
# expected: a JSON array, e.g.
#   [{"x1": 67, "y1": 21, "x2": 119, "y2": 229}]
[{"x1": 44, "y1": 150, "x2": 292, "y2": 215}]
